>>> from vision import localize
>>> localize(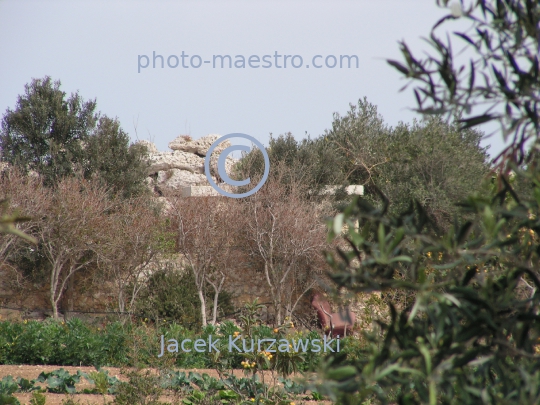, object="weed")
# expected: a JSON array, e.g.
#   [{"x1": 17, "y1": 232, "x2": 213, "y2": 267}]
[
  {"x1": 85, "y1": 369, "x2": 120, "y2": 395},
  {"x1": 29, "y1": 392, "x2": 46, "y2": 405},
  {"x1": 114, "y1": 369, "x2": 163, "y2": 405},
  {"x1": 60, "y1": 395, "x2": 81, "y2": 405}
]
